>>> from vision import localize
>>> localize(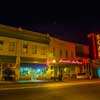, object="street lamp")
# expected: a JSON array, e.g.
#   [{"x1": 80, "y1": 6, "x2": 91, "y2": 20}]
[
  {"x1": 53, "y1": 59, "x2": 56, "y2": 80},
  {"x1": 53, "y1": 59, "x2": 56, "y2": 63}
]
